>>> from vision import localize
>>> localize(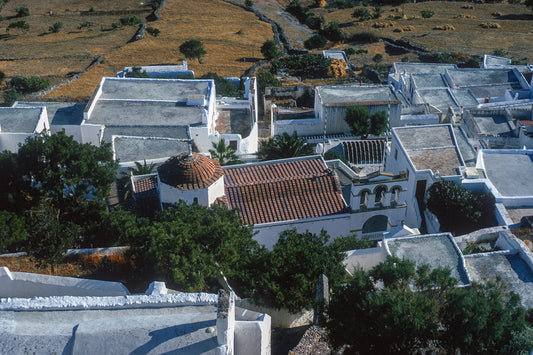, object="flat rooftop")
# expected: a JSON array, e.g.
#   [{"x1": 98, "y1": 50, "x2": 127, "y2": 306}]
[
  {"x1": 411, "y1": 73, "x2": 448, "y2": 88},
  {"x1": 470, "y1": 115, "x2": 515, "y2": 137},
  {"x1": 391, "y1": 63, "x2": 457, "y2": 74},
  {"x1": 395, "y1": 125, "x2": 463, "y2": 176},
  {"x1": 465, "y1": 254, "x2": 533, "y2": 309},
  {"x1": 317, "y1": 85, "x2": 399, "y2": 105},
  {"x1": 447, "y1": 68, "x2": 521, "y2": 87},
  {"x1": 99, "y1": 78, "x2": 211, "y2": 102},
  {"x1": 386, "y1": 234, "x2": 470, "y2": 286},
  {"x1": 15, "y1": 101, "x2": 86, "y2": 126},
  {"x1": 0, "y1": 305, "x2": 219, "y2": 354},
  {"x1": 467, "y1": 83, "x2": 523, "y2": 99},
  {"x1": 415, "y1": 89, "x2": 458, "y2": 111},
  {"x1": 482, "y1": 151, "x2": 533, "y2": 197},
  {"x1": 114, "y1": 137, "x2": 190, "y2": 163},
  {"x1": 0, "y1": 107, "x2": 42, "y2": 133},
  {"x1": 449, "y1": 88, "x2": 479, "y2": 107},
  {"x1": 88, "y1": 101, "x2": 204, "y2": 126}
]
